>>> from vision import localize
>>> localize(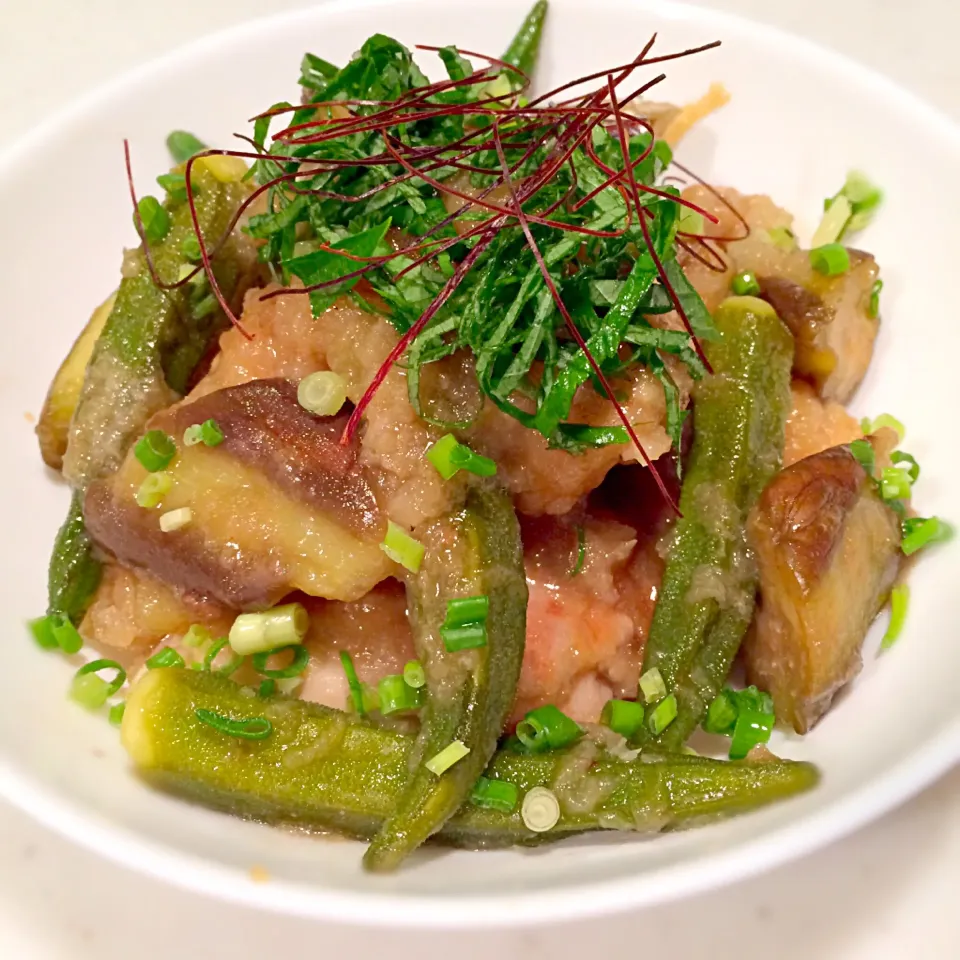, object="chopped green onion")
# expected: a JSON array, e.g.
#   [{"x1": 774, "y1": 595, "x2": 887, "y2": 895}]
[
  {"x1": 156, "y1": 171, "x2": 186, "y2": 201},
  {"x1": 425, "y1": 739, "x2": 471, "y2": 775},
  {"x1": 638, "y1": 666, "x2": 667, "y2": 704},
  {"x1": 440, "y1": 594, "x2": 489, "y2": 651},
  {"x1": 75, "y1": 659, "x2": 126, "y2": 697},
  {"x1": 861, "y1": 413, "x2": 905, "y2": 441},
  {"x1": 53, "y1": 616, "x2": 83, "y2": 654},
  {"x1": 276, "y1": 677, "x2": 302, "y2": 695},
  {"x1": 182, "y1": 624, "x2": 212, "y2": 648},
  {"x1": 71, "y1": 660, "x2": 126, "y2": 711},
  {"x1": 251, "y1": 644, "x2": 309, "y2": 679},
  {"x1": 258, "y1": 679, "x2": 277, "y2": 697},
  {"x1": 166, "y1": 130, "x2": 207, "y2": 165},
  {"x1": 703, "y1": 689, "x2": 738, "y2": 735},
  {"x1": 200, "y1": 419, "x2": 224, "y2": 446},
  {"x1": 70, "y1": 674, "x2": 111, "y2": 710},
  {"x1": 135, "y1": 471, "x2": 173, "y2": 508},
  {"x1": 881, "y1": 583, "x2": 909, "y2": 651},
  {"x1": 471, "y1": 776, "x2": 519, "y2": 813},
  {"x1": 766, "y1": 226, "x2": 796, "y2": 251},
  {"x1": 901, "y1": 516, "x2": 953, "y2": 556},
  {"x1": 426, "y1": 434, "x2": 497, "y2": 480},
  {"x1": 377, "y1": 673, "x2": 425, "y2": 715},
  {"x1": 728, "y1": 709, "x2": 774, "y2": 760},
  {"x1": 146, "y1": 647, "x2": 185, "y2": 669},
  {"x1": 521, "y1": 786, "x2": 560, "y2": 832},
  {"x1": 646, "y1": 693, "x2": 678, "y2": 735},
  {"x1": 600, "y1": 699, "x2": 645, "y2": 738},
  {"x1": 809, "y1": 243, "x2": 850, "y2": 276},
  {"x1": 891, "y1": 451, "x2": 919, "y2": 483},
  {"x1": 195, "y1": 708, "x2": 272, "y2": 740},
  {"x1": 515, "y1": 704, "x2": 583, "y2": 752},
  {"x1": 297, "y1": 371, "x2": 347, "y2": 417},
  {"x1": 440, "y1": 623, "x2": 487, "y2": 651},
  {"x1": 33, "y1": 614, "x2": 84, "y2": 654},
  {"x1": 814, "y1": 172, "x2": 883, "y2": 246},
  {"x1": 879, "y1": 466, "x2": 912, "y2": 502},
  {"x1": 228, "y1": 602, "x2": 309, "y2": 655},
  {"x1": 109, "y1": 702, "x2": 126, "y2": 726},
  {"x1": 203, "y1": 637, "x2": 245, "y2": 676},
  {"x1": 340, "y1": 650, "x2": 365, "y2": 714},
  {"x1": 403, "y1": 660, "x2": 426, "y2": 689},
  {"x1": 379, "y1": 521, "x2": 425, "y2": 573},
  {"x1": 183, "y1": 419, "x2": 224, "y2": 447},
  {"x1": 810, "y1": 195, "x2": 852, "y2": 247},
  {"x1": 868, "y1": 278, "x2": 883, "y2": 319},
  {"x1": 842, "y1": 170, "x2": 883, "y2": 208},
  {"x1": 841, "y1": 170, "x2": 883, "y2": 232},
  {"x1": 134, "y1": 430, "x2": 176, "y2": 472},
  {"x1": 159, "y1": 507, "x2": 193, "y2": 532},
  {"x1": 181, "y1": 234, "x2": 202, "y2": 261},
  {"x1": 731, "y1": 271, "x2": 761, "y2": 297},
  {"x1": 848, "y1": 438, "x2": 876, "y2": 476},
  {"x1": 739, "y1": 685, "x2": 775, "y2": 716},
  {"x1": 28, "y1": 615, "x2": 59, "y2": 650},
  {"x1": 444, "y1": 595, "x2": 490, "y2": 626},
  {"x1": 135, "y1": 196, "x2": 170, "y2": 245},
  {"x1": 426, "y1": 434, "x2": 460, "y2": 479},
  {"x1": 703, "y1": 686, "x2": 775, "y2": 749},
  {"x1": 568, "y1": 524, "x2": 586, "y2": 577}
]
